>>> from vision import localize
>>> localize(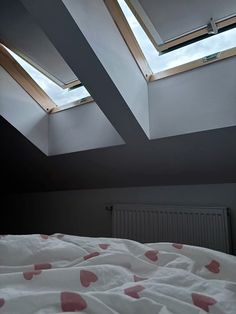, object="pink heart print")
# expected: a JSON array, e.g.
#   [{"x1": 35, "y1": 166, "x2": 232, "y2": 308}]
[
  {"x1": 61, "y1": 292, "x2": 87, "y2": 312},
  {"x1": 172, "y1": 243, "x2": 183, "y2": 249},
  {"x1": 133, "y1": 275, "x2": 147, "y2": 282},
  {"x1": 0, "y1": 298, "x2": 5, "y2": 308},
  {"x1": 23, "y1": 270, "x2": 42, "y2": 280},
  {"x1": 205, "y1": 260, "x2": 220, "y2": 274},
  {"x1": 34, "y1": 263, "x2": 52, "y2": 270},
  {"x1": 124, "y1": 285, "x2": 145, "y2": 299},
  {"x1": 80, "y1": 270, "x2": 98, "y2": 287},
  {"x1": 99, "y1": 244, "x2": 110, "y2": 250},
  {"x1": 192, "y1": 293, "x2": 217, "y2": 312},
  {"x1": 40, "y1": 234, "x2": 49, "y2": 240},
  {"x1": 83, "y1": 252, "x2": 100, "y2": 260},
  {"x1": 145, "y1": 250, "x2": 159, "y2": 261}
]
